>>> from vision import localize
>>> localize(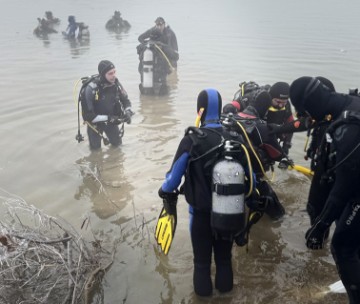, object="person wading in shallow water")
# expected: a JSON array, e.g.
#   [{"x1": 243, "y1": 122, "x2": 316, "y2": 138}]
[
  {"x1": 158, "y1": 88, "x2": 254, "y2": 297},
  {"x1": 290, "y1": 76, "x2": 360, "y2": 304},
  {"x1": 80, "y1": 60, "x2": 133, "y2": 150}
]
